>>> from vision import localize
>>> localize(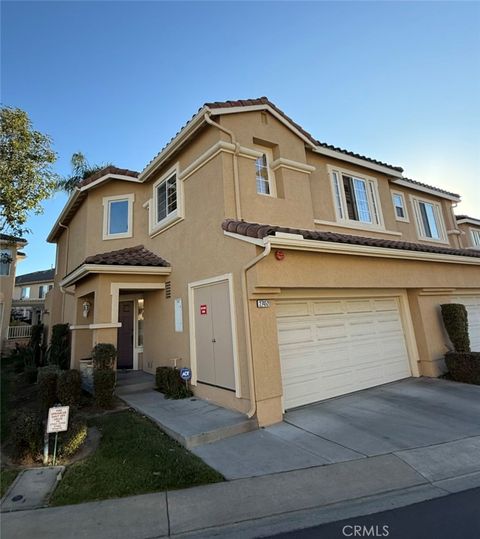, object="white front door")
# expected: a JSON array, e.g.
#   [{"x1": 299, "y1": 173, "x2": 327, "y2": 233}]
[{"x1": 277, "y1": 296, "x2": 412, "y2": 409}]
